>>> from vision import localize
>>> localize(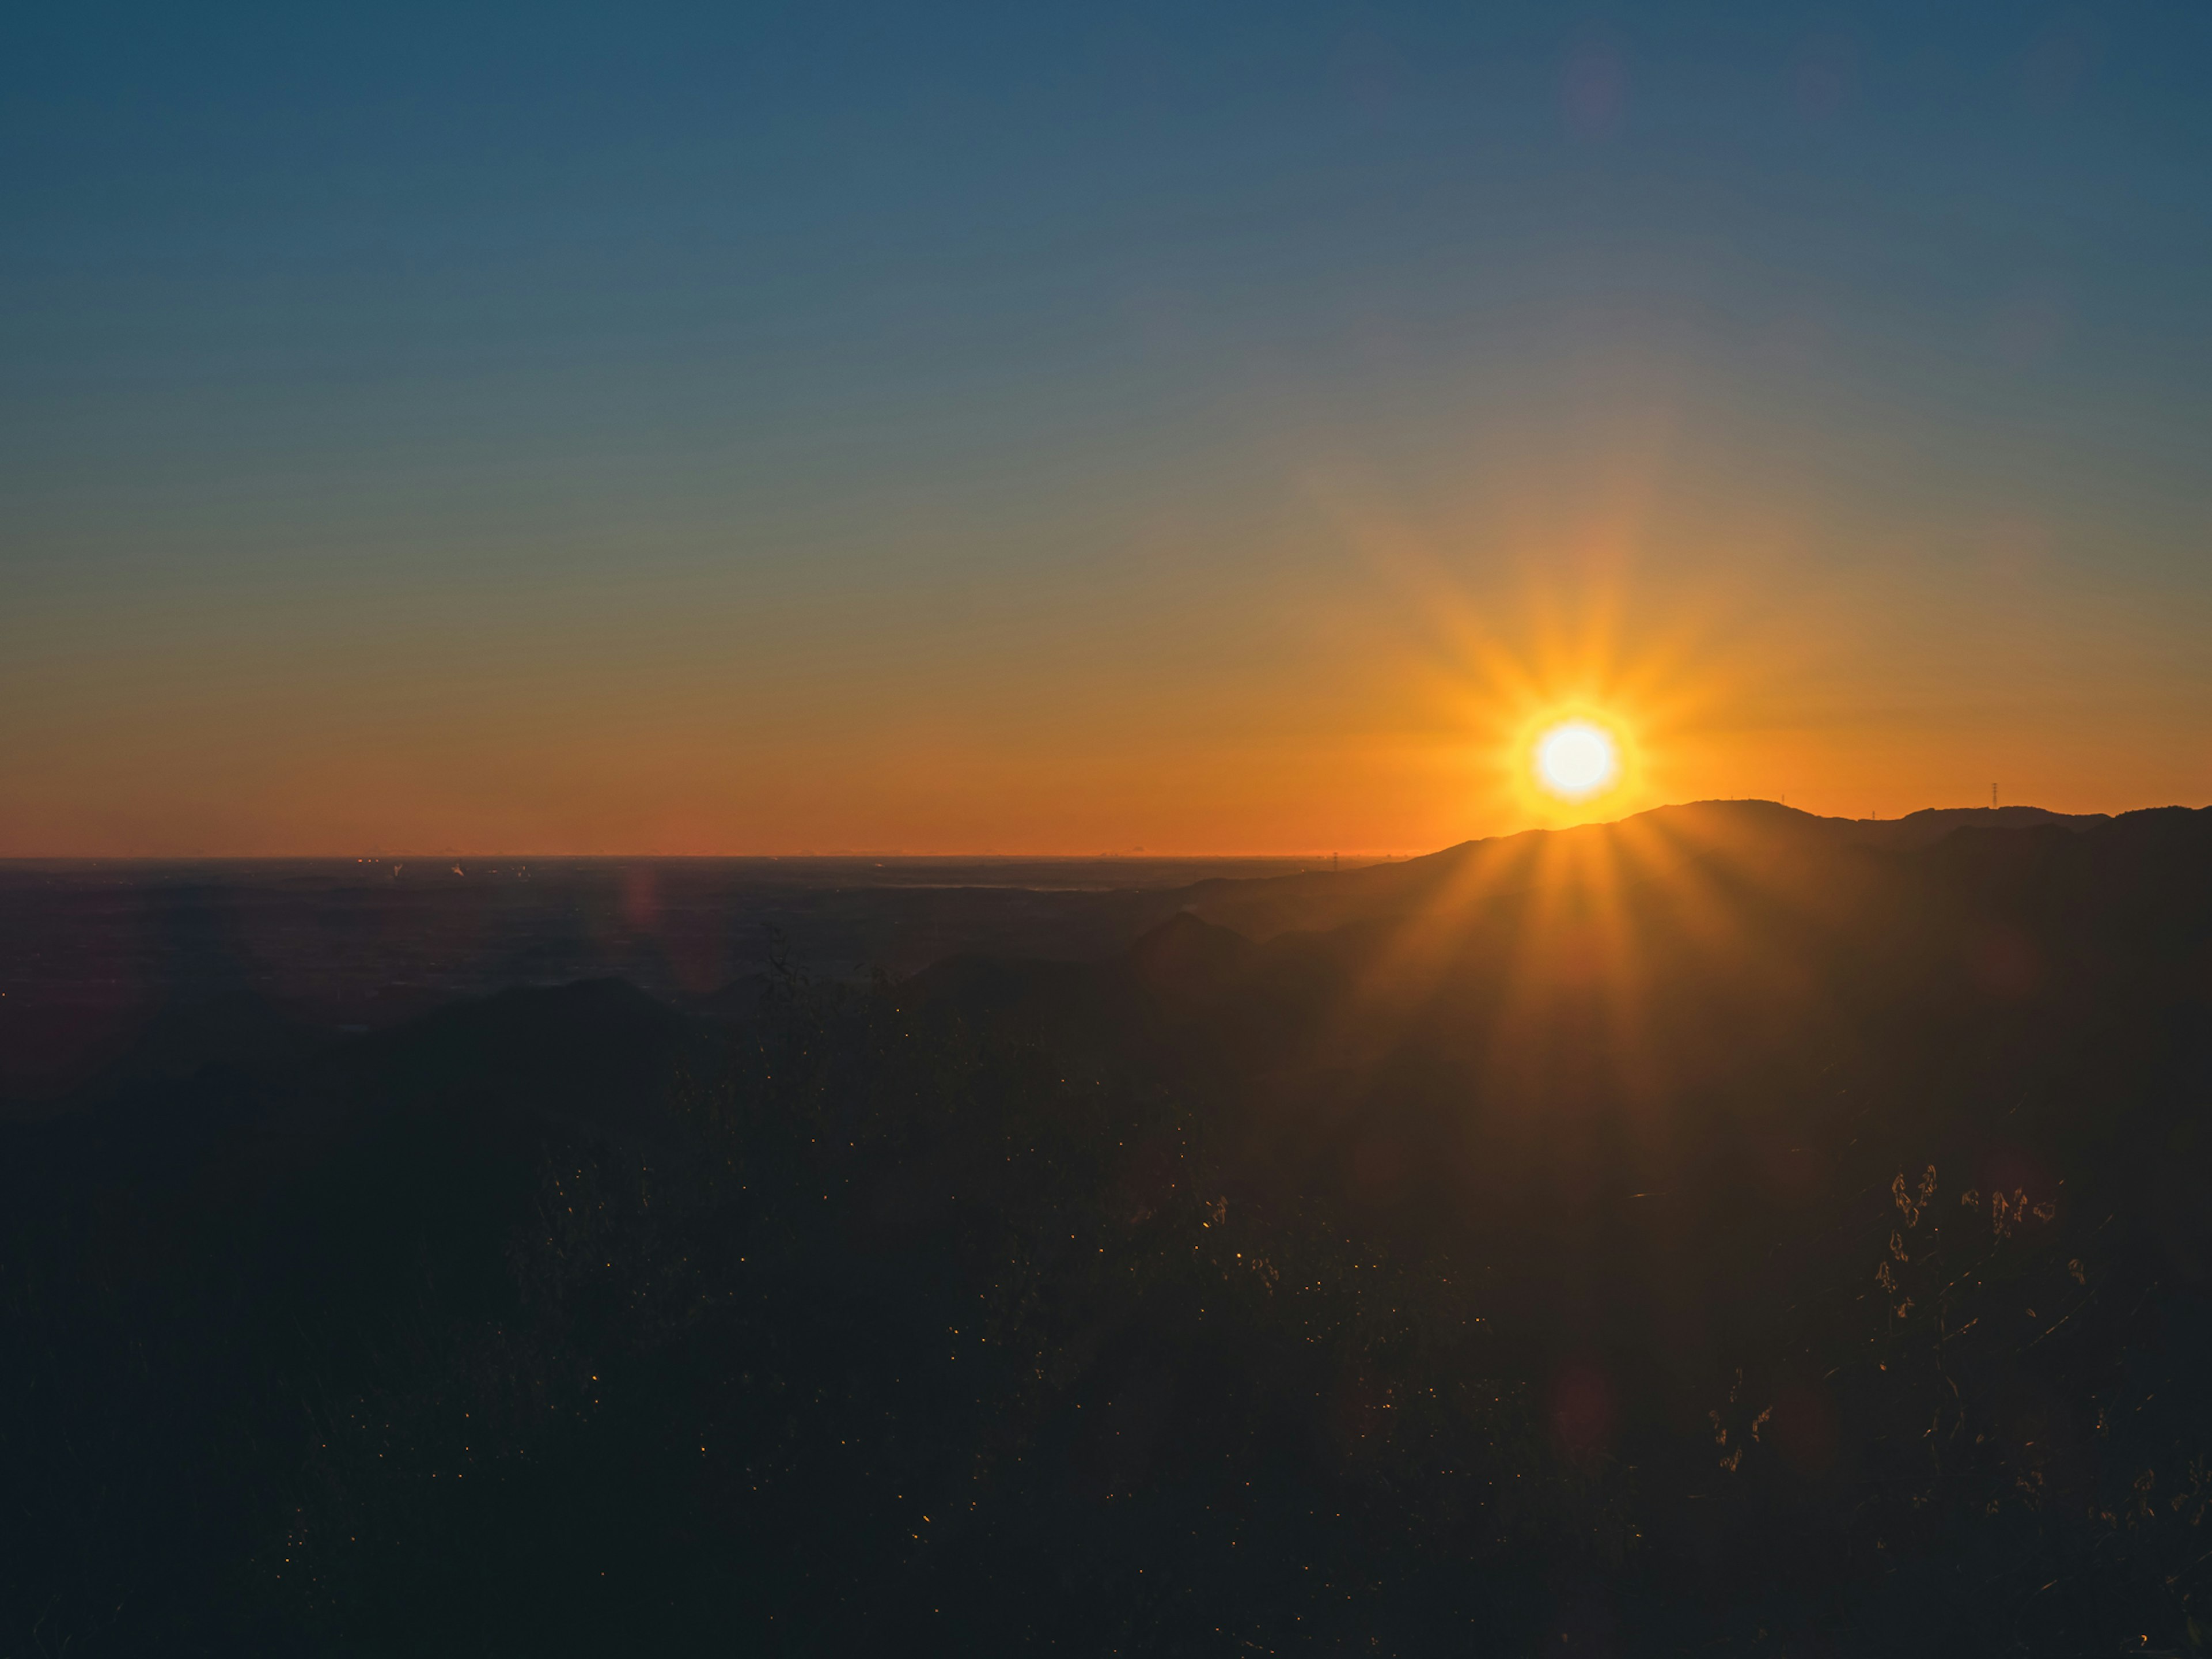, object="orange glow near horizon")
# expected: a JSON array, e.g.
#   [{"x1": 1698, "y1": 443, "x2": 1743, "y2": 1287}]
[
  {"x1": 1427, "y1": 577, "x2": 1706, "y2": 840},
  {"x1": 8, "y1": 12, "x2": 2212, "y2": 863},
  {"x1": 6, "y1": 418, "x2": 2208, "y2": 858}
]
